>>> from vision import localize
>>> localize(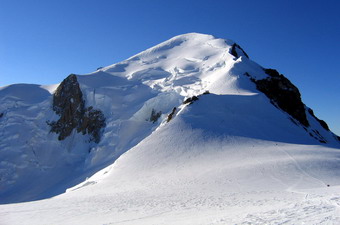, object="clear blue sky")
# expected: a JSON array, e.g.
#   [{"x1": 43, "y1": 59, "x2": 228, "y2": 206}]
[{"x1": 0, "y1": 0, "x2": 339, "y2": 135}]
